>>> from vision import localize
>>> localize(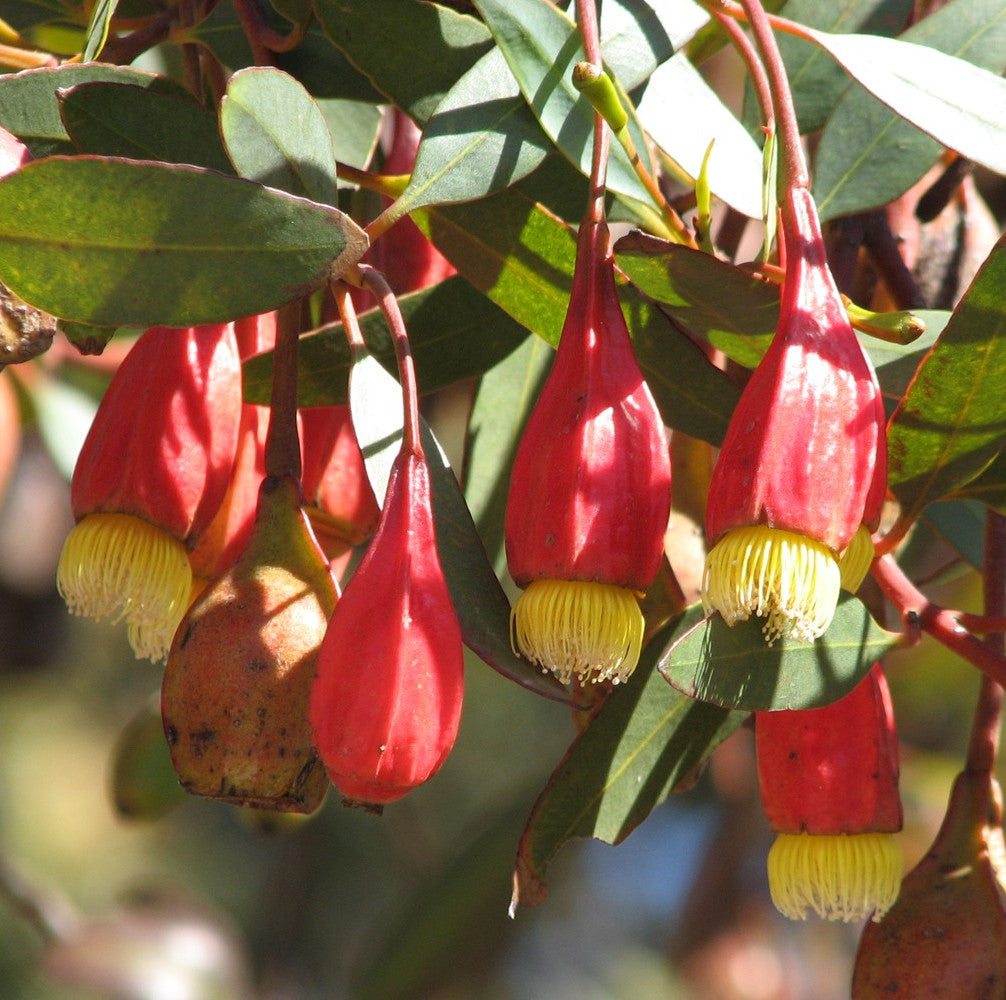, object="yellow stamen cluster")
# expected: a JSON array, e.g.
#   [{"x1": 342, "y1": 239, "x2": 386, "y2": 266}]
[
  {"x1": 768, "y1": 831, "x2": 902, "y2": 922},
  {"x1": 510, "y1": 578, "x2": 644, "y2": 685},
  {"x1": 839, "y1": 523, "x2": 876, "y2": 593},
  {"x1": 56, "y1": 512, "x2": 192, "y2": 662},
  {"x1": 701, "y1": 525, "x2": 841, "y2": 644}
]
